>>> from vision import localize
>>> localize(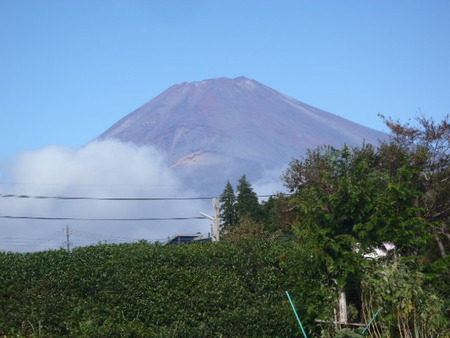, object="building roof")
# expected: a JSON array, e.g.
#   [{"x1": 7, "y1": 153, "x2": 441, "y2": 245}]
[{"x1": 165, "y1": 233, "x2": 210, "y2": 245}]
